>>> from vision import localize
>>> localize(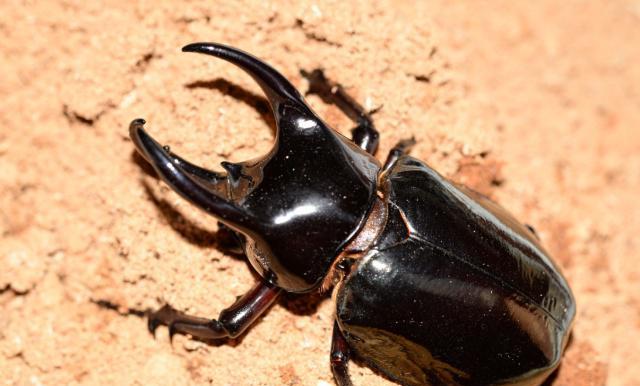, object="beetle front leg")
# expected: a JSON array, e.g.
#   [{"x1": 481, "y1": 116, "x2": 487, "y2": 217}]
[
  {"x1": 330, "y1": 321, "x2": 354, "y2": 386},
  {"x1": 301, "y1": 69, "x2": 380, "y2": 155},
  {"x1": 148, "y1": 281, "x2": 281, "y2": 340}
]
